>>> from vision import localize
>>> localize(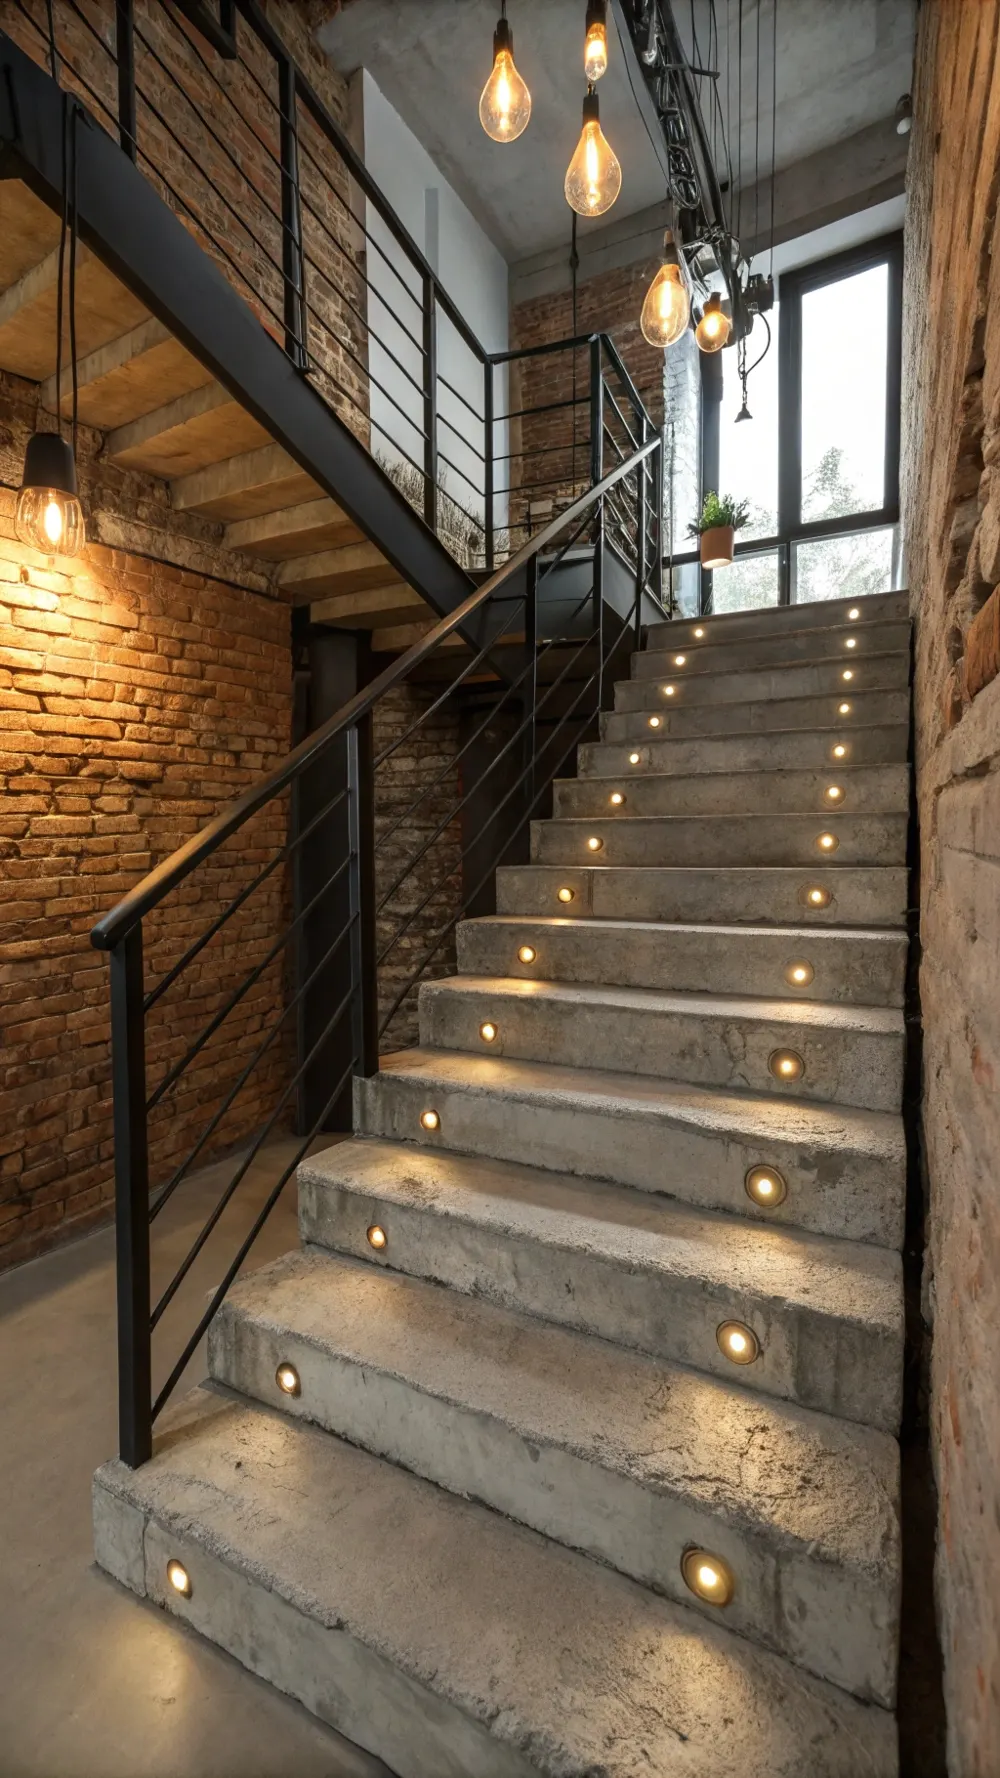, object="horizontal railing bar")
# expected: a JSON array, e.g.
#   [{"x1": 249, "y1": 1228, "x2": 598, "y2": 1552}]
[
  {"x1": 150, "y1": 1045, "x2": 357, "y2": 1424},
  {"x1": 437, "y1": 370, "x2": 484, "y2": 425},
  {"x1": 373, "y1": 600, "x2": 526, "y2": 771},
  {"x1": 494, "y1": 393, "x2": 591, "y2": 425},
  {"x1": 488, "y1": 334, "x2": 595, "y2": 366},
  {"x1": 149, "y1": 969, "x2": 357, "y2": 1332},
  {"x1": 91, "y1": 437, "x2": 657, "y2": 951}
]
